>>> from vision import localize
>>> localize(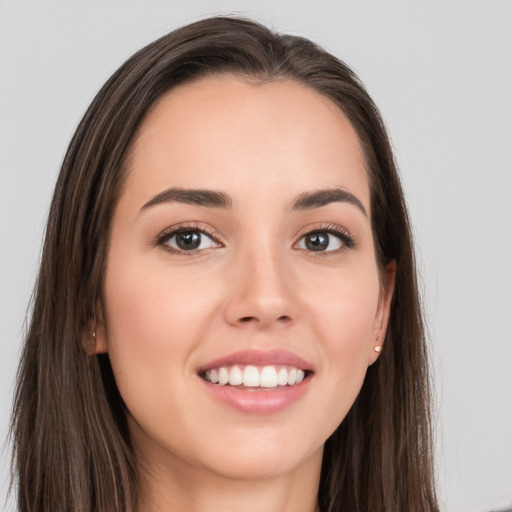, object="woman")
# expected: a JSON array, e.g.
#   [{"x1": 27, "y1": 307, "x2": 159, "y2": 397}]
[{"x1": 11, "y1": 16, "x2": 439, "y2": 512}]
